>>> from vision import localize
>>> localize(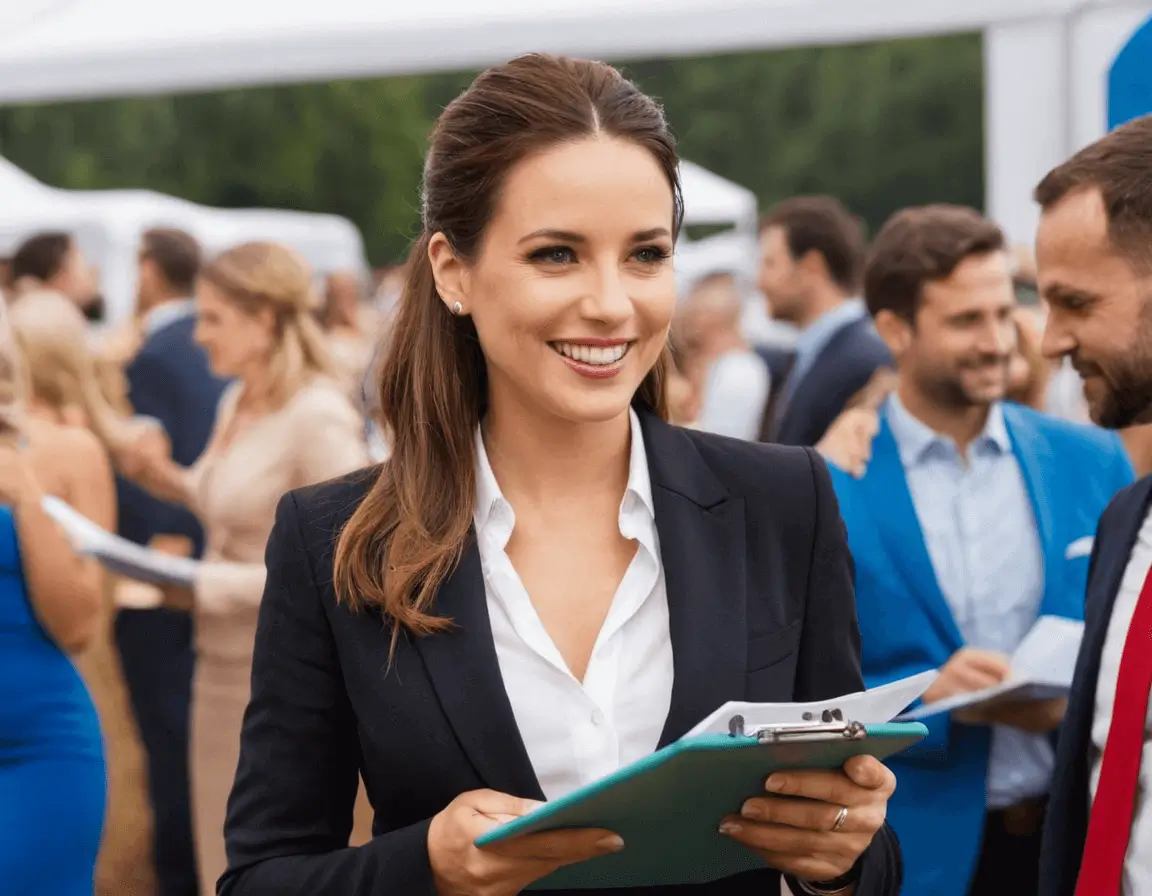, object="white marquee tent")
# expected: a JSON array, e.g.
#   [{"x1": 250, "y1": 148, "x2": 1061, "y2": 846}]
[
  {"x1": 1, "y1": 0, "x2": 1150, "y2": 245},
  {"x1": 0, "y1": 161, "x2": 368, "y2": 322}
]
